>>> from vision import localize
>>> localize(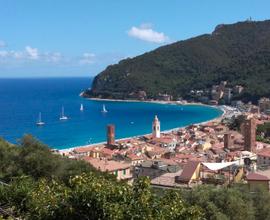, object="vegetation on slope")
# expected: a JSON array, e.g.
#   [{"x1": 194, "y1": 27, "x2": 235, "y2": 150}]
[
  {"x1": 256, "y1": 122, "x2": 270, "y2": 144},
  {"x1": 87, "y1": 20, "x2": 270, "y2": 102},
  {"x1": 0, "y1": 136, "x2": 202, "y2": 219},
  {"x1": 1, "y1": 136, "x2": 270, "y2": 219}
]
